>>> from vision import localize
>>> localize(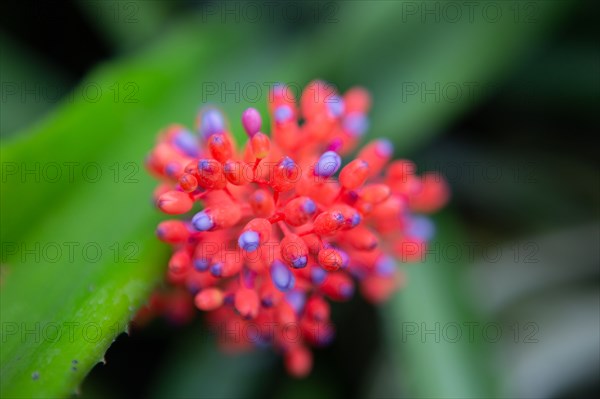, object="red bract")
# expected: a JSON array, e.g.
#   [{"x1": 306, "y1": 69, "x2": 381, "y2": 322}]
[{"x1": 143, "y1": 80, "x2": 449, "y2": 377}]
